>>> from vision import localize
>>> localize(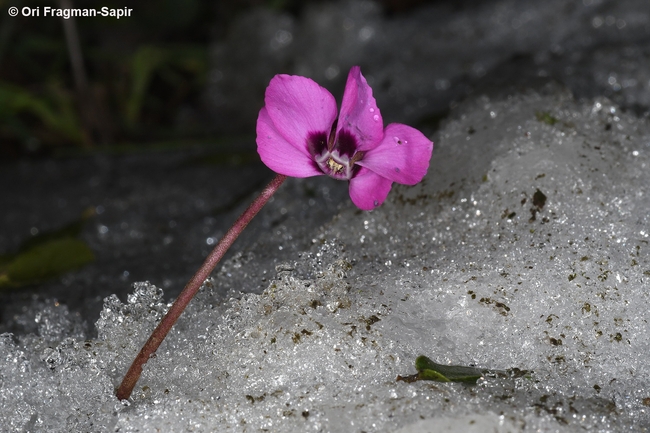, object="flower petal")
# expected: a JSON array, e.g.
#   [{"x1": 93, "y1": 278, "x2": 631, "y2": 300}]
[
  {"x1": 256, "y1": 108, "x2": 324, "y2": 177},
  {"x1": 337, "y1": 67, "x2": 384, "y2": 152},
  {"x1": 264, "y1": 74, "x2": 338, "y2": 153},
  {"x1": 348, "y1": 167, "x2": 393, "y2": 210},
  {"x1": 356, "y1": 123, "x2": 433, "y2": 185}
]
